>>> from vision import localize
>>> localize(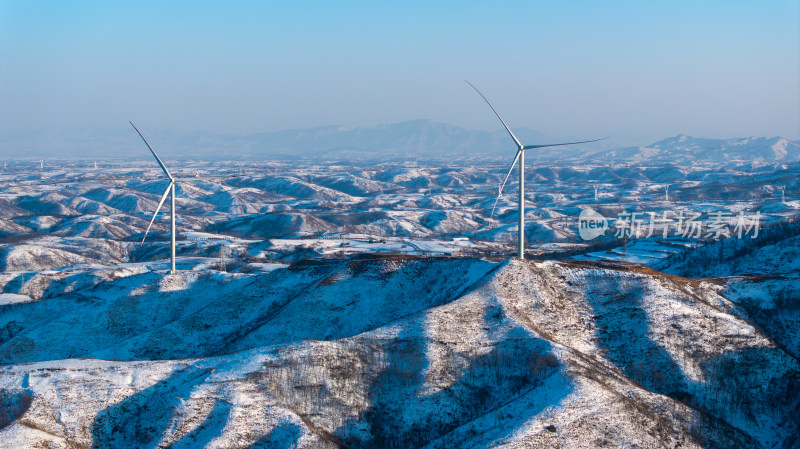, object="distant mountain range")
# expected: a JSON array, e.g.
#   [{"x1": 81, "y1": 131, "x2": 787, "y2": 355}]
[
  {"x1": 2, "y1": 120, "x2": 799, "y2": 163},
  {"x1": 593, "y1": 135, "x2": 800, "y2": 164}
]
